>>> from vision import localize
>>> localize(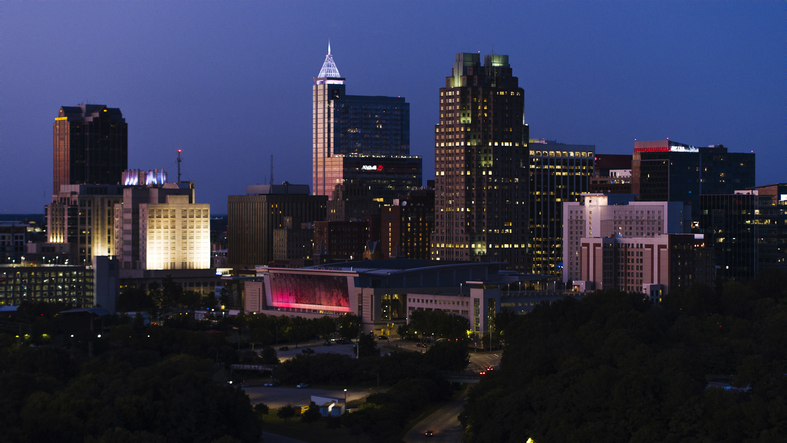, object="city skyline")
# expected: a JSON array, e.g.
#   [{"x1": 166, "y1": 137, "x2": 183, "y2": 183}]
[{"x1": 1, "y1": 1, "x2": 783, "y2": 214}]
